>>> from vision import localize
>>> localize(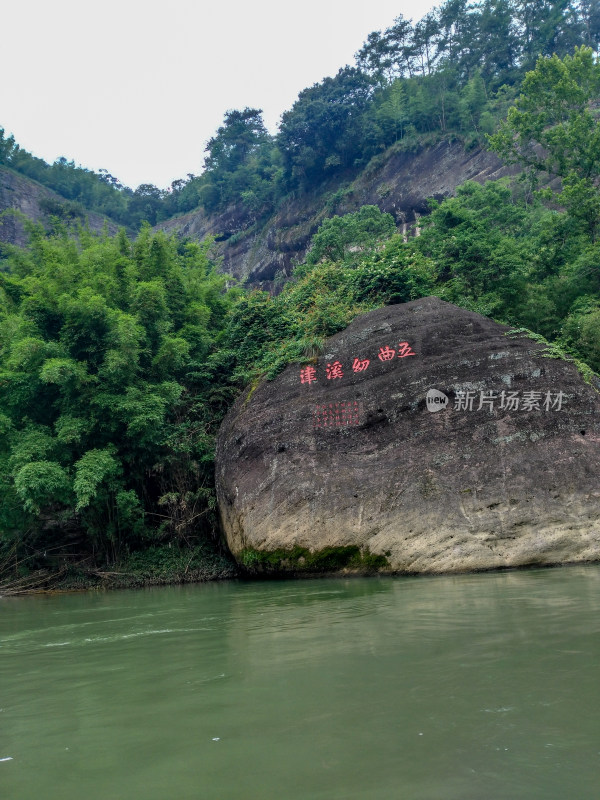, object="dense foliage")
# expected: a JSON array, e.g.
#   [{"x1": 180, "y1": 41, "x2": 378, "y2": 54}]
[
  {"x1": 3, "y1": 146, "x2": 598, "y2": 579},
  {"x1": 223, "y1": 45, "x2": 600, "y2": 385},
  {"x1": 0, "y1": 134, "x2": 132, "y2": 226},
  {"x1": 160, "y1": 0, "x2": 600, "y2": 206},
  {"x1": 225, "y1": 186, "x2": 599, "y2": 384},
  {"x1": 0, "y1": 223, "x2": 237, "y2": 578},
  {"x1": 489, "y1": 45, "x2": 600, "y2": 237}
]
